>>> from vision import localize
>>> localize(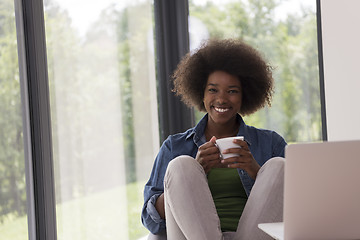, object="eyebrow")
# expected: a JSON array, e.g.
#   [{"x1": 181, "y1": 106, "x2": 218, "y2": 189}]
[{"x1": 207, "y1": 83, "x2": 241, "y2": 89}]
